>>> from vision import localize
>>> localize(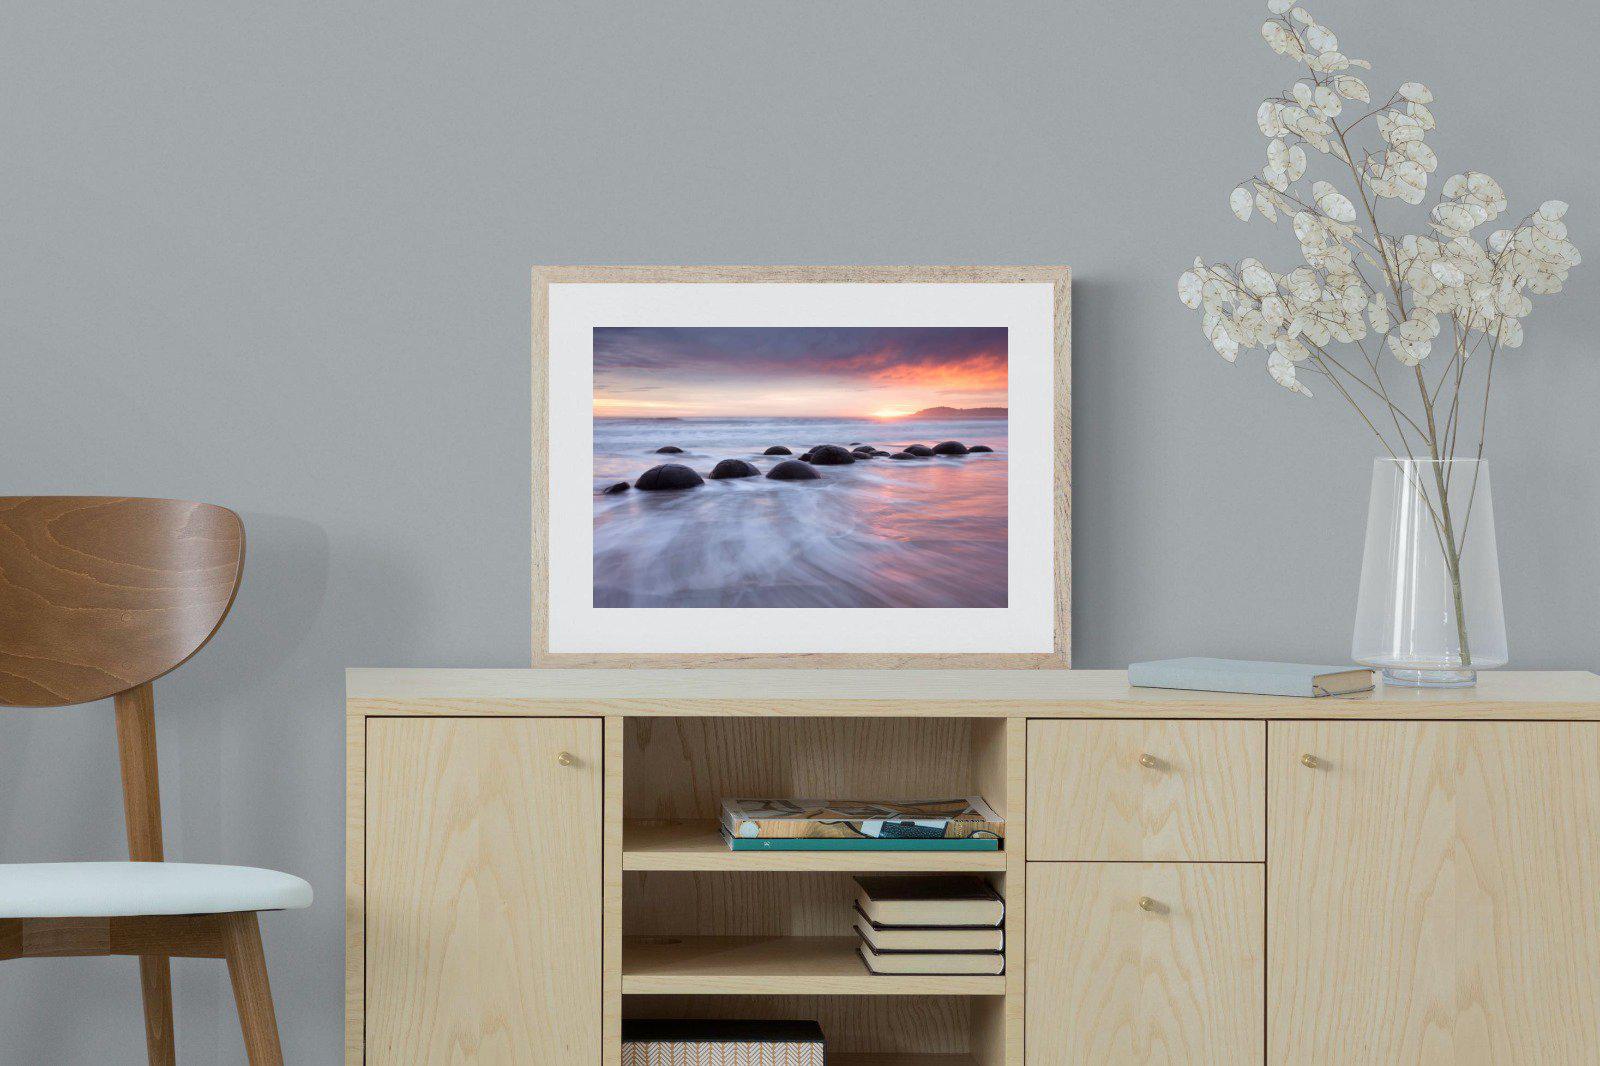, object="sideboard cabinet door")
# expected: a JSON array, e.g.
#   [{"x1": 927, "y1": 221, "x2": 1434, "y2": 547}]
[
  {"x1": 365, "y1": 717, "x2": 602, "y2": 1064},
  {"x1": 1028, "y1": 862, "x2": 1265, "y2": 1064},
  {"x1": 1269, "y1": 721, "x2": 1600, "y2": 1065}
]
